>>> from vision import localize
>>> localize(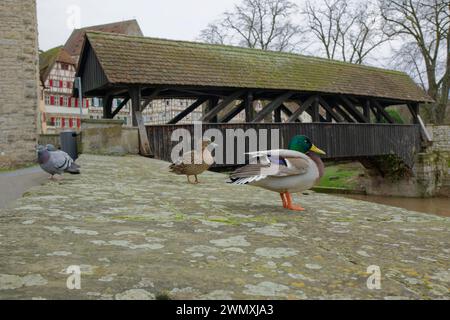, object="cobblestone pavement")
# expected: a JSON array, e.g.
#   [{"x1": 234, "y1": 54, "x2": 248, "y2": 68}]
[{"x1": 0, "y1": 155, "x2": 449, "y2": 300}]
